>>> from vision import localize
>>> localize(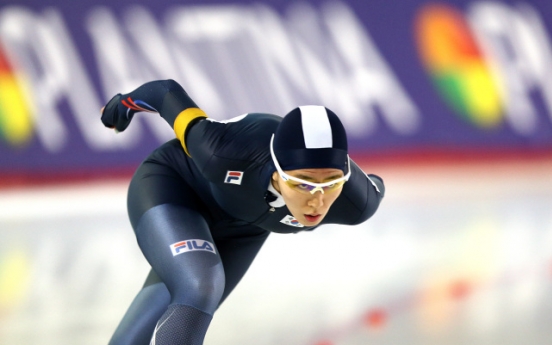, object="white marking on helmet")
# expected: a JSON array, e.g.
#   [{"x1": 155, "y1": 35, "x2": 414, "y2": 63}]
[{"x1": 299, "y1": 105, "x2": 333, "y2": 149}]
